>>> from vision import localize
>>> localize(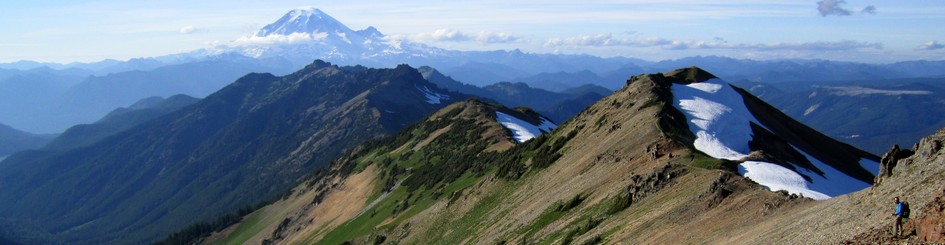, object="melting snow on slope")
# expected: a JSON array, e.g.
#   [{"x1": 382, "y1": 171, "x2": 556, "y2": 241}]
[
  {"x1": 496, "y1": 112, "x2": 557, "y2": 143},
  {"x1": 792, "y1": 149, "x2": 871, "y2": 197},
  {"x1": 737, "y1": 161, "x2": 829, "y2": 199},
  {"x1": 672, "y1": 79, "x2": 871, "y2": 200},
  {"x1": 417, "y1": 85, "x2": 450, "y2": 104}
]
